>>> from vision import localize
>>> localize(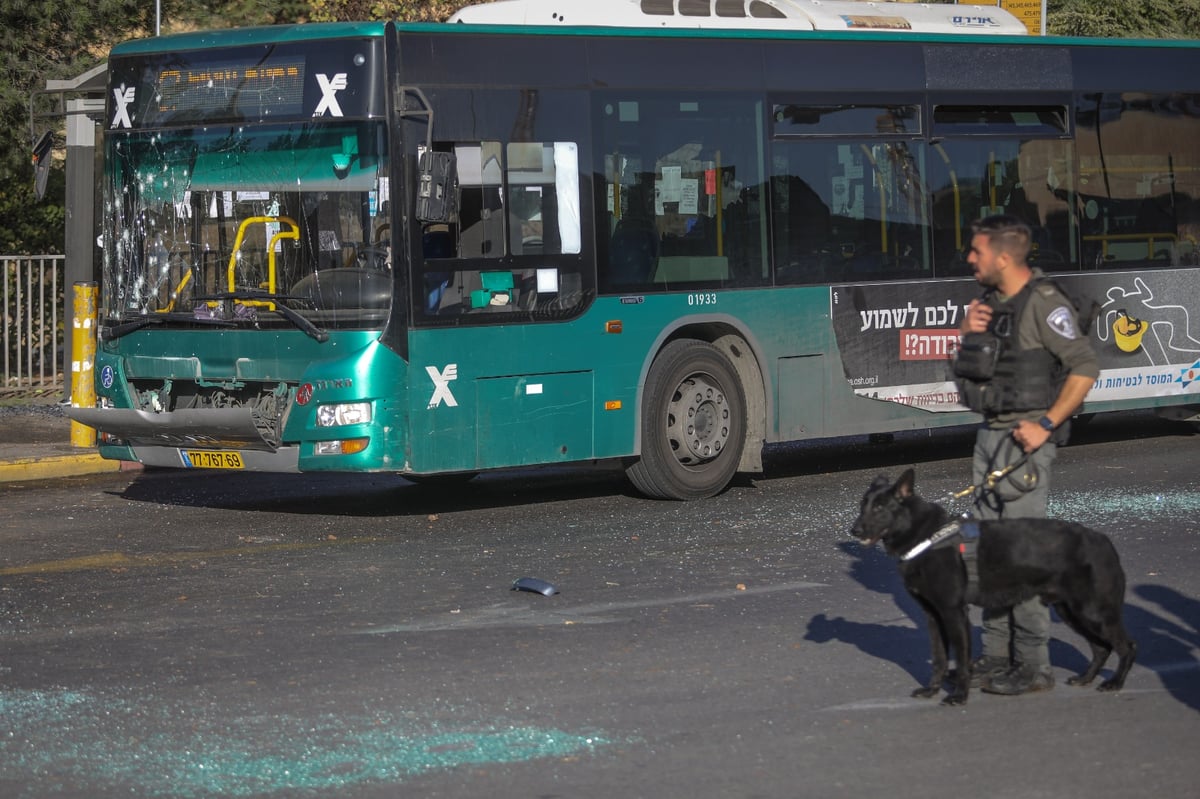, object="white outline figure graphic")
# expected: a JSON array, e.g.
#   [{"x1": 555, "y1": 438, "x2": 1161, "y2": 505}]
[{"x1": 1099, "y1": 276, "x2": 1200, "y2": 365}]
